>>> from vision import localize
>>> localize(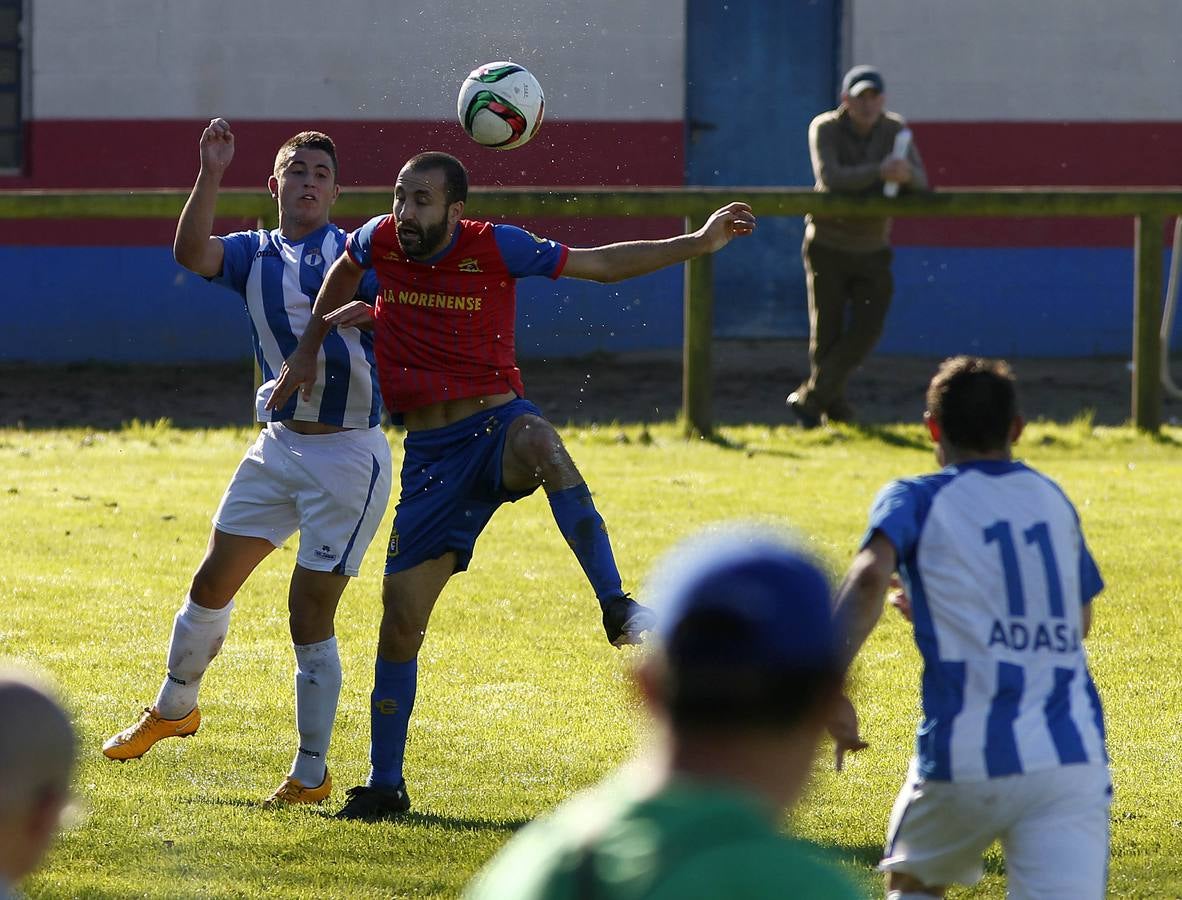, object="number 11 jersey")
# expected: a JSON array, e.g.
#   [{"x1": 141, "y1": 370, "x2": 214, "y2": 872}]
[{"x1": 865, "y1": 459, "x2": 1107, "y2": 782}]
